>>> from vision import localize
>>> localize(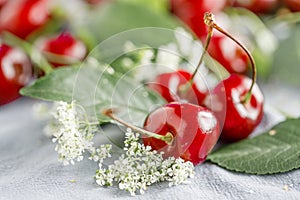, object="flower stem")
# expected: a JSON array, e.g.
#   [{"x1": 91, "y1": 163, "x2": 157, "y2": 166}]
[
  {"x1": 204, "y1": 12, "x2": 256, "y2": 104},
  {"x1": 102, "y1": 109, "x2": 173, "y2": 145}
]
